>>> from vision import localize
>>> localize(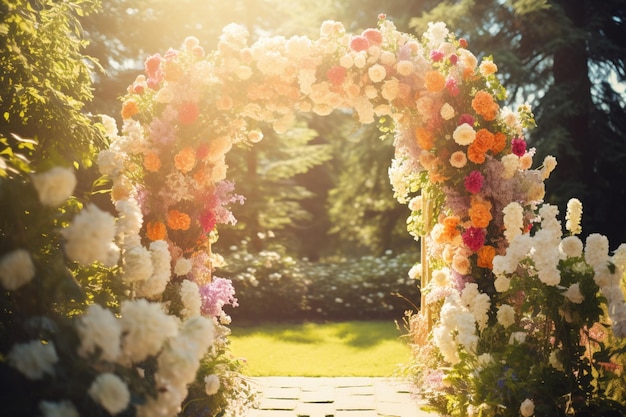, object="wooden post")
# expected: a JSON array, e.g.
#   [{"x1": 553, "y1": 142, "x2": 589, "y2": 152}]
[{"x1": 420, "y1": 191, "x2": 432, "y2": 330}]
